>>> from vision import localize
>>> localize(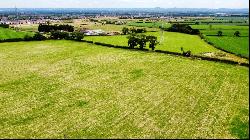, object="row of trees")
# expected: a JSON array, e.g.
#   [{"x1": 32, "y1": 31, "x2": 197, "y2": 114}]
[
  {"x1": 127, "y1": 33, "x2": 158, "y2": 50},
  {"x1": 217, "y1": 31, "x2": 241, "y2": 37},
  {"x1": 0, "y1": 24, "x2": 9, "y2": 28},
  {"x1": 23, "y1": 31, "x2": 84, "y2": 41},
  {"x1": 50, "y1": 31, "x2": 84, "y2": 41},
  {"x1": 164, "y1": 24, "x2": 200, "y2": 35},
  {"x1": 122, "y1": 27, "x2": 147, "y2": 35},
  {"x1": 38, "y1": 24, "x2": 74, "y2": 32}
]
